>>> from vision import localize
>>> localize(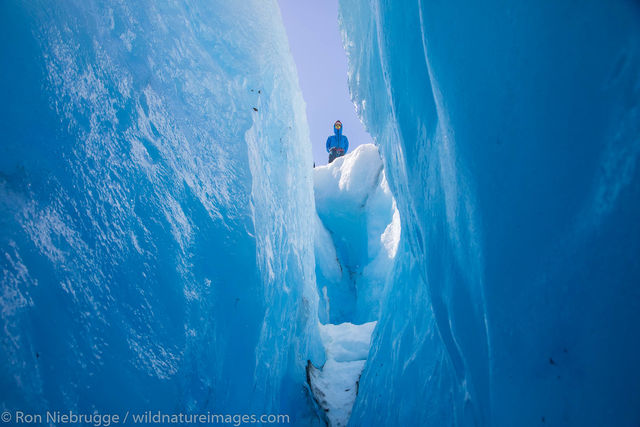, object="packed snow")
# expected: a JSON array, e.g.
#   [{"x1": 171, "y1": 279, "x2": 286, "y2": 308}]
[
  {"x1": 307, "y1": 322, "x2": 376, "y2": 427},
  {"x1": 319, "y1": 321, "x2": 377, "y2": 363}
]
